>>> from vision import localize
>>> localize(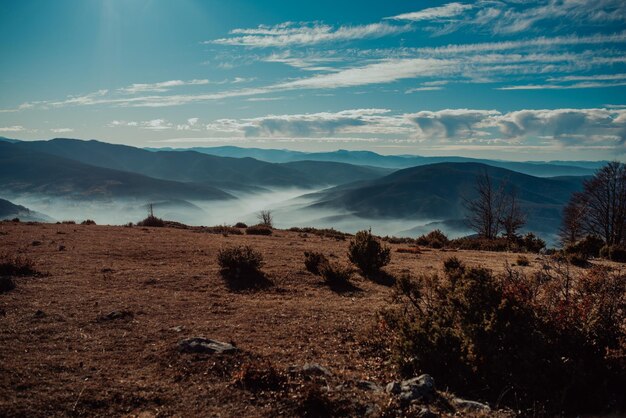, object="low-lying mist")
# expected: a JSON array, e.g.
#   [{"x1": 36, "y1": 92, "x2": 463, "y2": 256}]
[{"x1": 6, "y1": 188, "x2": 473, "y2": 239}]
